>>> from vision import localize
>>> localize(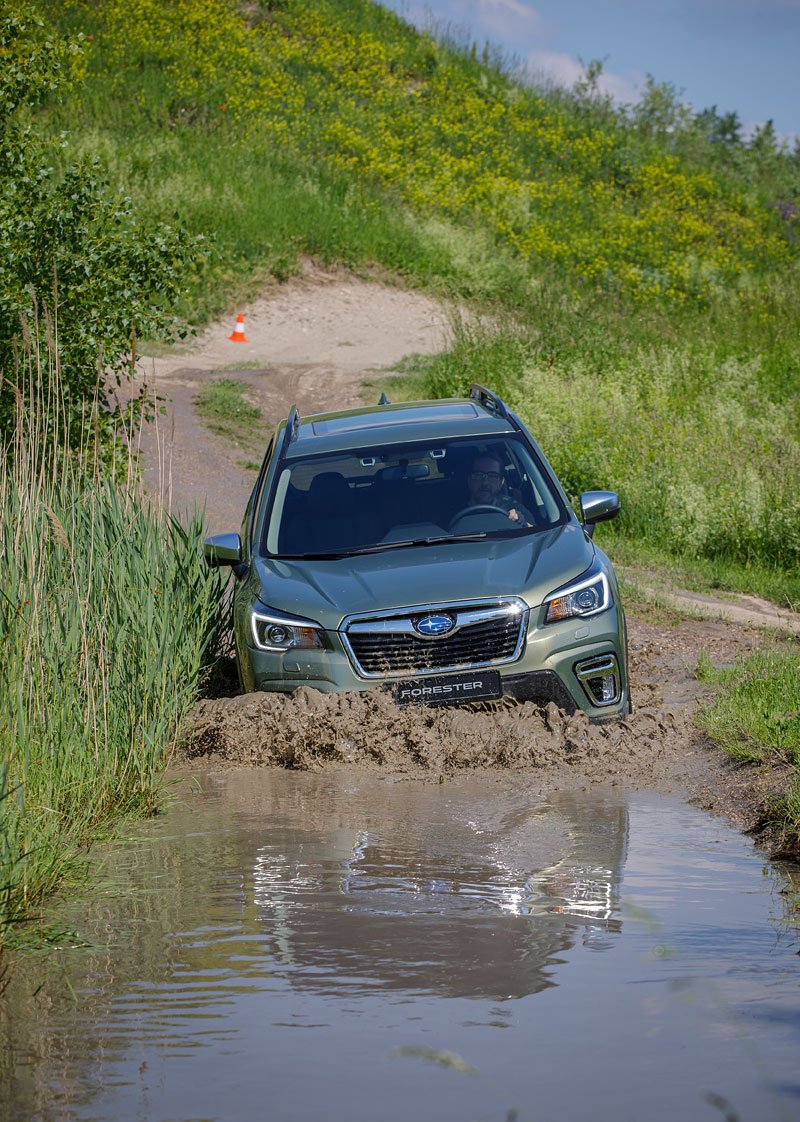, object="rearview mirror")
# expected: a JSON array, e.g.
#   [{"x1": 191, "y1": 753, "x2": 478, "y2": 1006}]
[
  {"x1": 203, "y1": 532, "x2": 243, "y2": 567},
  {"x1": 579, "y1": 491, "x2": 620, "y2": 538}
]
